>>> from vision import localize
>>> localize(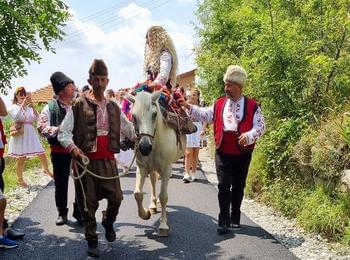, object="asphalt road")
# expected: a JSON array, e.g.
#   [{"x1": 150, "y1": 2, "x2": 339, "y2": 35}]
[{"x1": 0, "y1": 160, "x2": 297, "y2": 260}]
